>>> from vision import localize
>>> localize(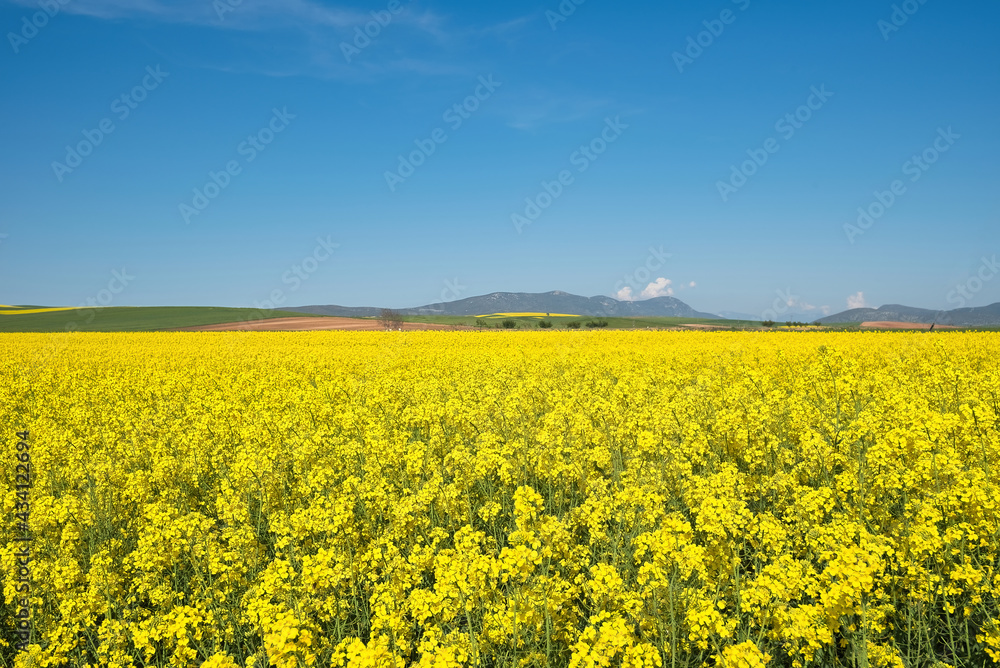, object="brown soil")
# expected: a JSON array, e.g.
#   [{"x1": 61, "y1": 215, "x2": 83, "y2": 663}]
[
  {"x1": 172, "y1": 317, "x2": 474, "y2": 332},
  {"x1": 860, "y1": 321, "x2": 959, "y2": 330},
  {"x1": 678, "y1": 324, "x2": 732, "y2": 330}
]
